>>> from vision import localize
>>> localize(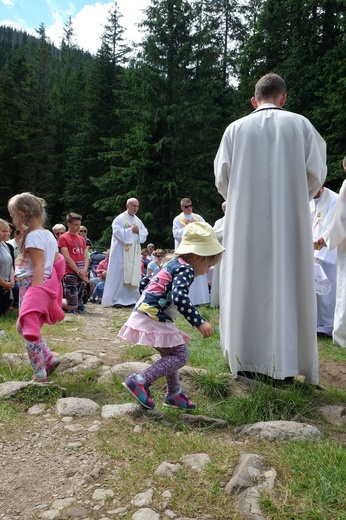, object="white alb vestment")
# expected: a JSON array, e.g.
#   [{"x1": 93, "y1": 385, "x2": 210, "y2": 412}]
[
  {"x1": 310, "y1": 188, "x2": 338, "y2": 335},
  {"x1": 102, "y1": 211, "x2": 148, "y2": 307},
  {"x1": 173, "y1": 212, "x2": 210, "y2": 306},
  {"x1": 210, "y1": 215, "x2": 225, "y2": 307},
  {"x1": 322, "y1": 180, "x2": 346, "y2": 347},
  {"x1": 214, "y1": 105, "x2": 327, "y2": 383}
]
